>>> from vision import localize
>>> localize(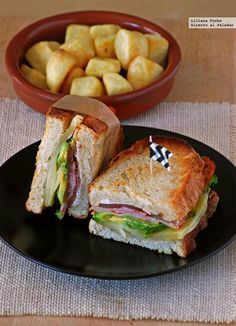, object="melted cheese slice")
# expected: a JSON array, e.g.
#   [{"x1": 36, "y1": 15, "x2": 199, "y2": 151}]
[{"x1": 149, "y1": 192, "x2": 208, "y2": 240}]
